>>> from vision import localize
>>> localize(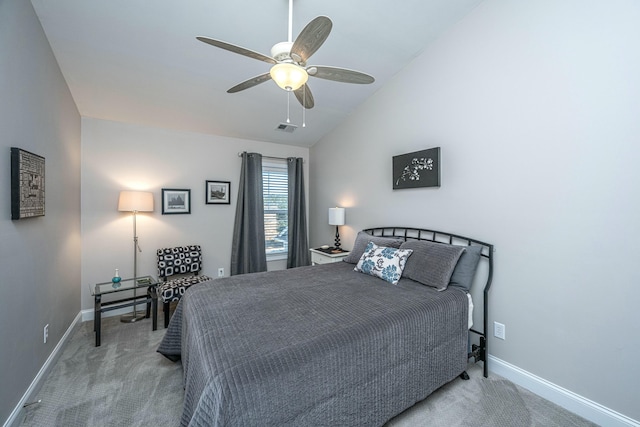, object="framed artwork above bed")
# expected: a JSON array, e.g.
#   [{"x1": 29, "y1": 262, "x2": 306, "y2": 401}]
[{"x1": 393, "y1": 147, "x2": 441, "y2": 190}]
